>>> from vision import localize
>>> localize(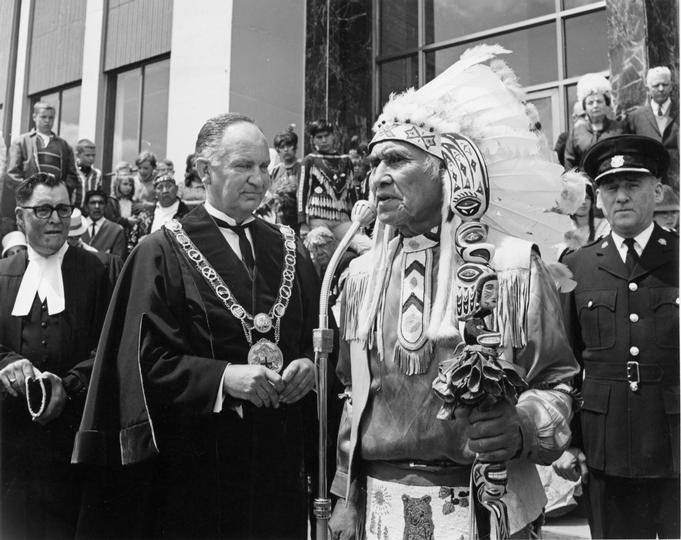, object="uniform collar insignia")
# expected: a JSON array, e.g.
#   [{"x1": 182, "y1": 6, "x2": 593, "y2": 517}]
[
  {"x1": 658, "y1": 237, "x2": 667, "y2": 246},
  {"x1": 601, "y1": 240, "x2": 609, "y2": 248}
]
